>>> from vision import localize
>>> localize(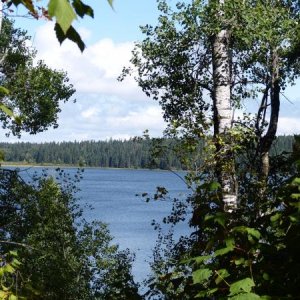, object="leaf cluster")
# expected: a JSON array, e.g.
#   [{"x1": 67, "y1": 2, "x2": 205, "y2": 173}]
[{"x1": 4, "y1": 0, "x2": 114, "y2": 51}]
